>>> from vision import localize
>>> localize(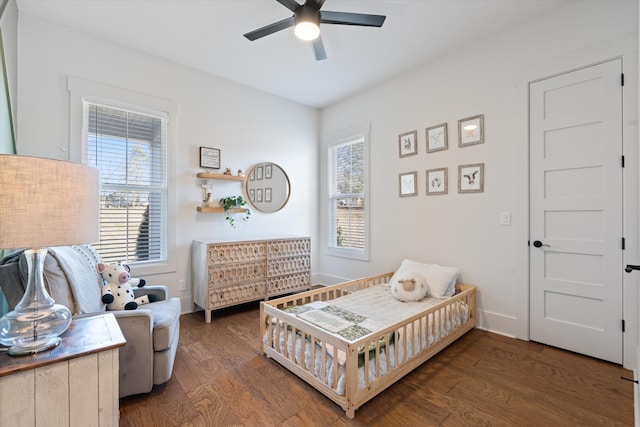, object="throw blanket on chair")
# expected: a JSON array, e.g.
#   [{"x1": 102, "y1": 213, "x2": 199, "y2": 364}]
[{"x1": 48, "y1": 245, "x2": 104, "y2": 314}]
